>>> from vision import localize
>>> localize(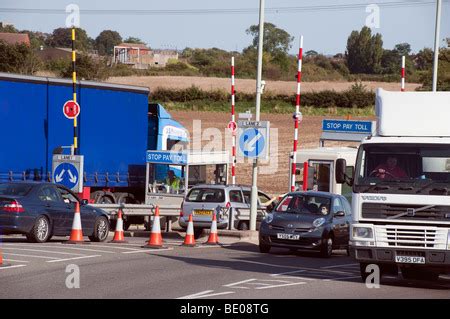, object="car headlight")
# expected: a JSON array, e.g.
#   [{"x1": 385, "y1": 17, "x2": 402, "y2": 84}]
[
  {"x1": 265, "y1": 214, "x2": 274, "y2": 224},
  {"x1": 353, "y1": 227, "x2": 374, "y2": 239},
  {"x1": 312, "y1": 218, "x2": 326, "y2": 228}
]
